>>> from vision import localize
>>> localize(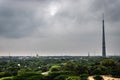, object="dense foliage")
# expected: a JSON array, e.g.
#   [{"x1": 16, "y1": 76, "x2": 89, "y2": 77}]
[
  {"x1": 93, "y1": 75, "x2": 103, "y2": 80},
  {"x1": 0, "y1": 56, "x2": 119, "y2": 80}
]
